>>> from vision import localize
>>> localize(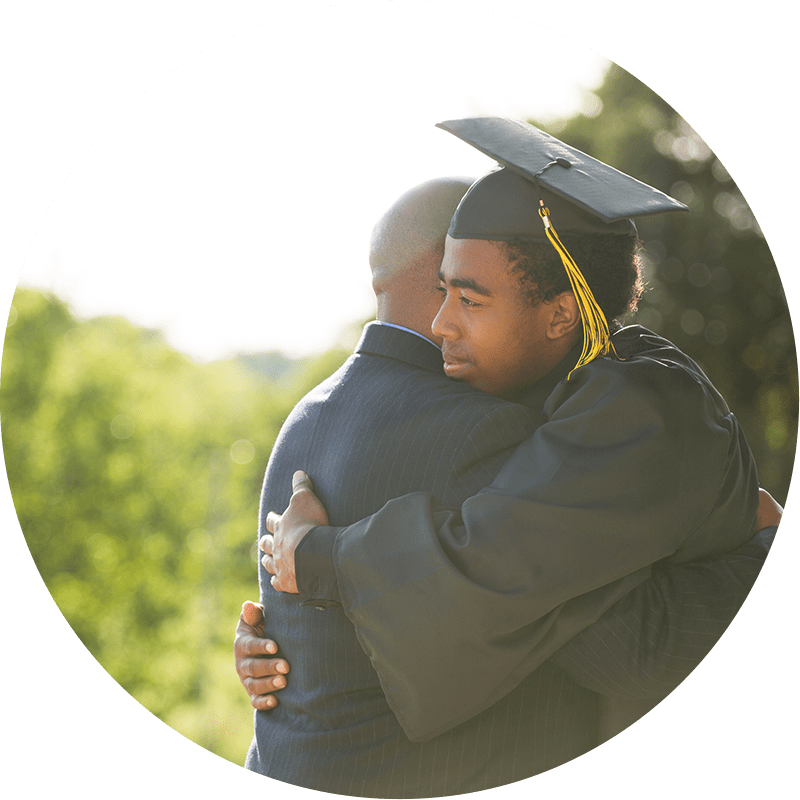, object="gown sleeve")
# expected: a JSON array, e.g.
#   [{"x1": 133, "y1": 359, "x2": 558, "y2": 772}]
[{"x1": 318, "y1": 339, "x2": 761, "y2": 741}]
